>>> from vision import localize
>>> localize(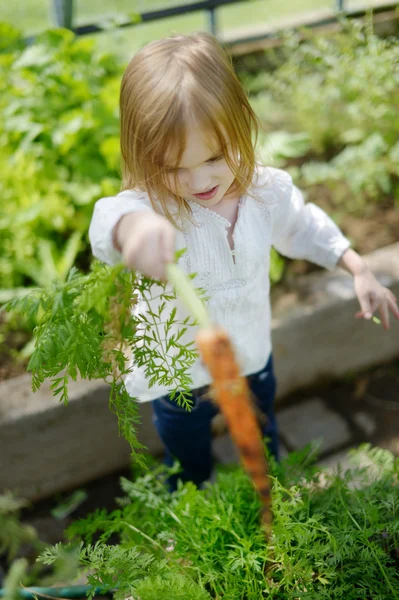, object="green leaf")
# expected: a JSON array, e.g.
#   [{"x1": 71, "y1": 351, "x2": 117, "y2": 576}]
[
  {"x1": 57, "y1": 231, "x2": 82, "y2": 279},
  {"x1": 13, "y1": 44, "x2": 53, "y2": 69},
  {"x1": 0, "y1": 22, "x2": 22, "y2": 51},
  {"x1": 269, "y1": 247, "x2": 285, "y2": 284},
  {"x1": 99, "y1": 136, "x2": 120, "y2": 171},
  {"x1": 51, "y1": 490, "x2": 89, "y2": 520}
]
